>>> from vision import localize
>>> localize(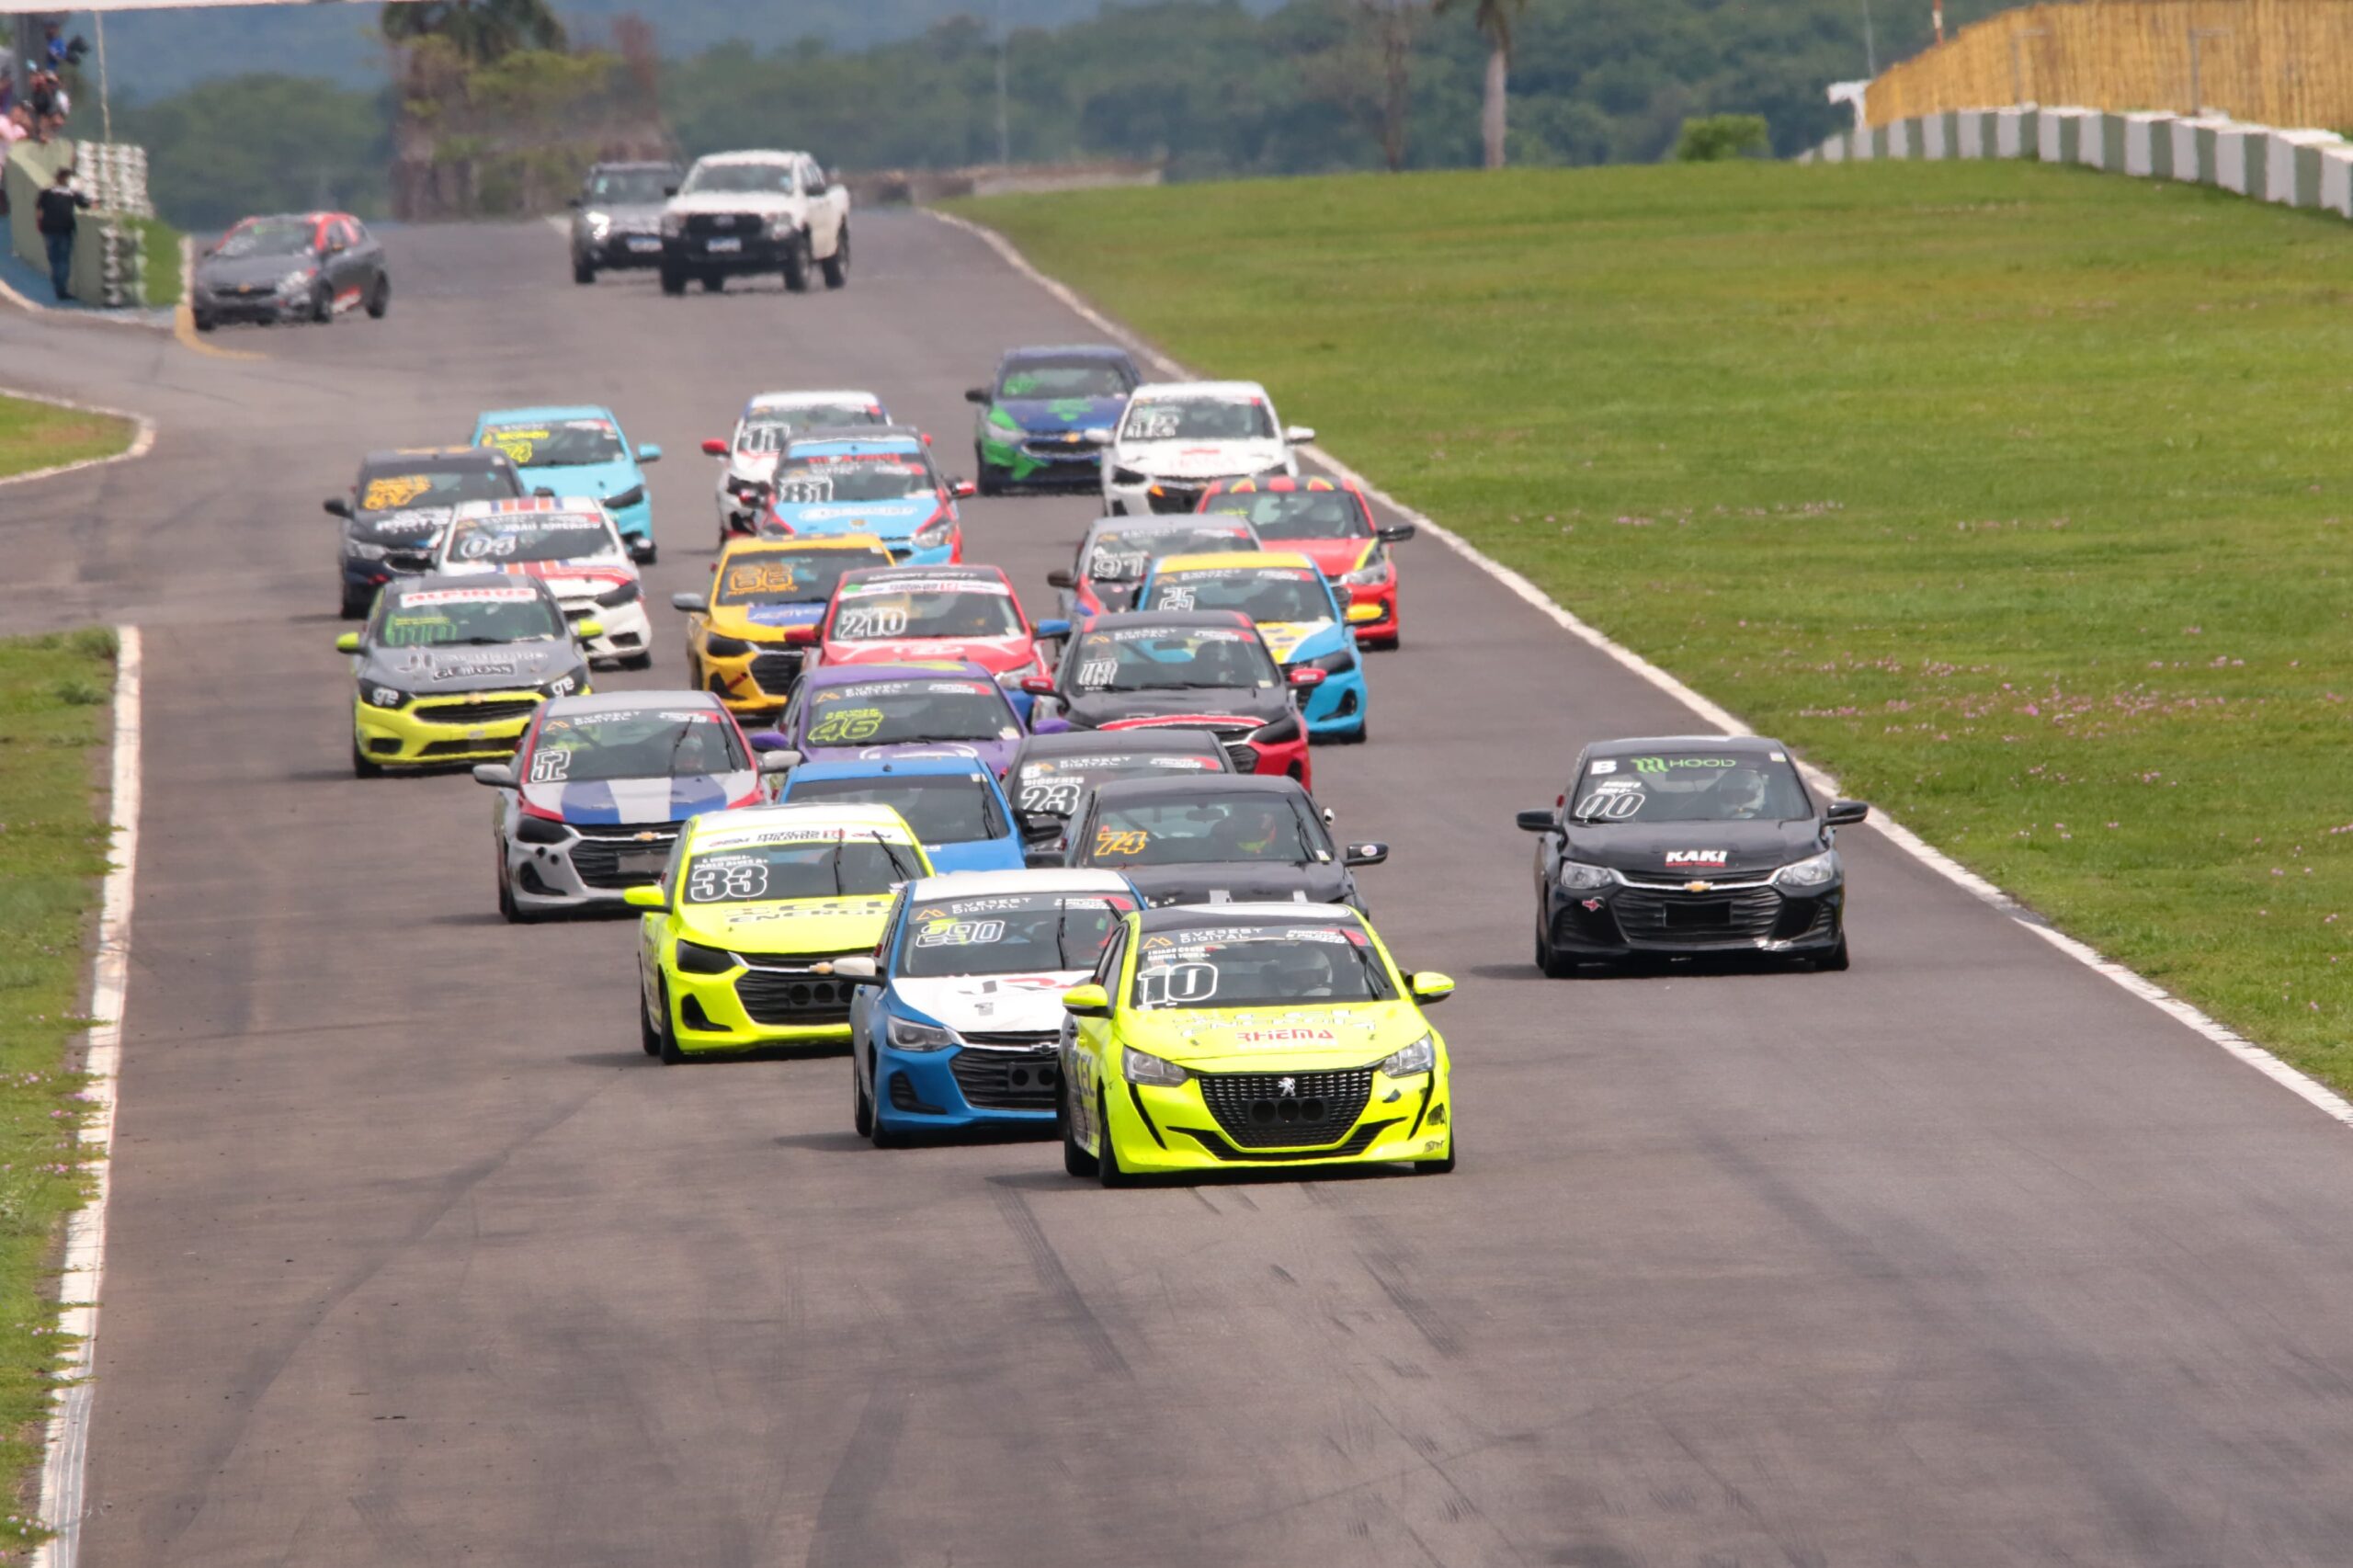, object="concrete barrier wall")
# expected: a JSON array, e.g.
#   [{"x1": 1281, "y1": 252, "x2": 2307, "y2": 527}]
[
  {"x1": 4, "y1": 137, "x2": 153, "y2": 307},
  {"x1": 1802, "y1": 108, "x2": 2353, "y2": 230}
]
